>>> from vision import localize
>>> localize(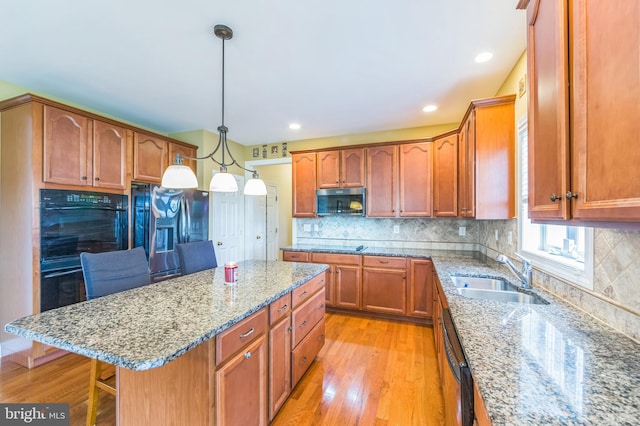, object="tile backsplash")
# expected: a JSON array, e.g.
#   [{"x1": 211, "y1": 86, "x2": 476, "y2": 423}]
[{"x1": 294, "y1": 216, "x2": 640, "y2": 342}]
